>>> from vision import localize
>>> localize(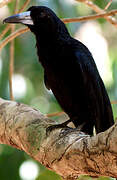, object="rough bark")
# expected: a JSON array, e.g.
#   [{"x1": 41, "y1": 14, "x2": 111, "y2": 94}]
[{"x1": 0, "y1": 98, "x2": 117, "y2": 179}]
